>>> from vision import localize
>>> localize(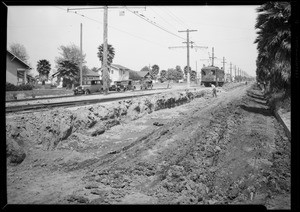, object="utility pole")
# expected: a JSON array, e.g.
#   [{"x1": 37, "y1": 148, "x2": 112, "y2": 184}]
[
  {"x1": 67, "y1": 6, "x2": 145, "y2": 94},
  {"x1": 178, "y1": 29, "x2": 197, "y2": 88},
  {"x1": 80, "y1": 23, "x2": 83, "y2": 86},
  {"x1": 102, "y1": 6, "x2": 109, "y2": 94},
  {"x1": 168, "y1": 40, "x2": 207, "y2": 87},
  {"x1": 234, "y1": 65, "x2": 237, "y2": 82},
  {"x1": 222, "y1": 56, "x2": 226, "y2": 80},
  {"x1": 230, "y1": 62, "x2": 232, "y2": 82},
  {"x1": 209, "y1": 47, "x2": 217, "y2": 66}
]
